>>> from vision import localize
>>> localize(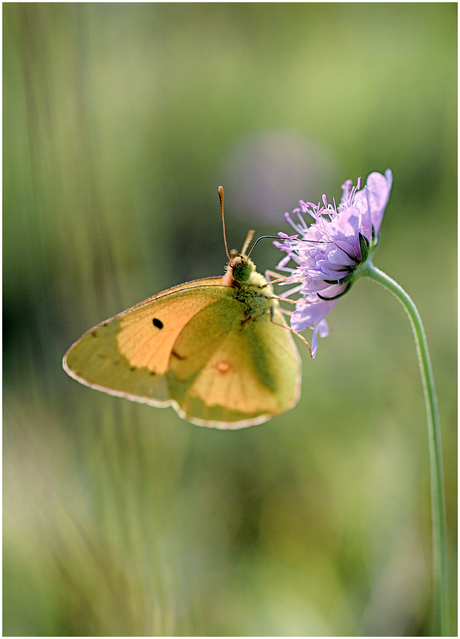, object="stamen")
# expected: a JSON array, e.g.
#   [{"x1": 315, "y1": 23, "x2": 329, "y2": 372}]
[
  {"x1": 295, "y1": 211, "x2": 309, "y2": 232},
  {"x1": 284, "y1": 212, "x2": 301, "y2": 233}
]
